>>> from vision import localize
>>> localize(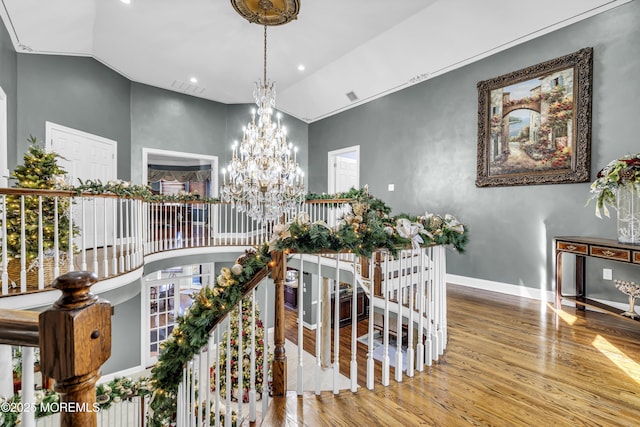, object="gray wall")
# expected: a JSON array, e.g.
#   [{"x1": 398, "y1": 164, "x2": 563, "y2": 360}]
[
  {"x1": 308, "y1": 1, "x2": 640, "y2": 300},
  {"x1": 130, "y1": 83, "x2": 228, "y2": 184},
  {"x1": 0, "y1": 16, "x2": 17, "y2": 171},
  {"x1": 102, "y1": 291, "x2": 141, "y2": 375},
  {"x1": 128, "y1": 84, "x2": 309, "y2": 186},
  {"x1": 16, "y1": 54, "x2": 132, "y2": 179}
]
